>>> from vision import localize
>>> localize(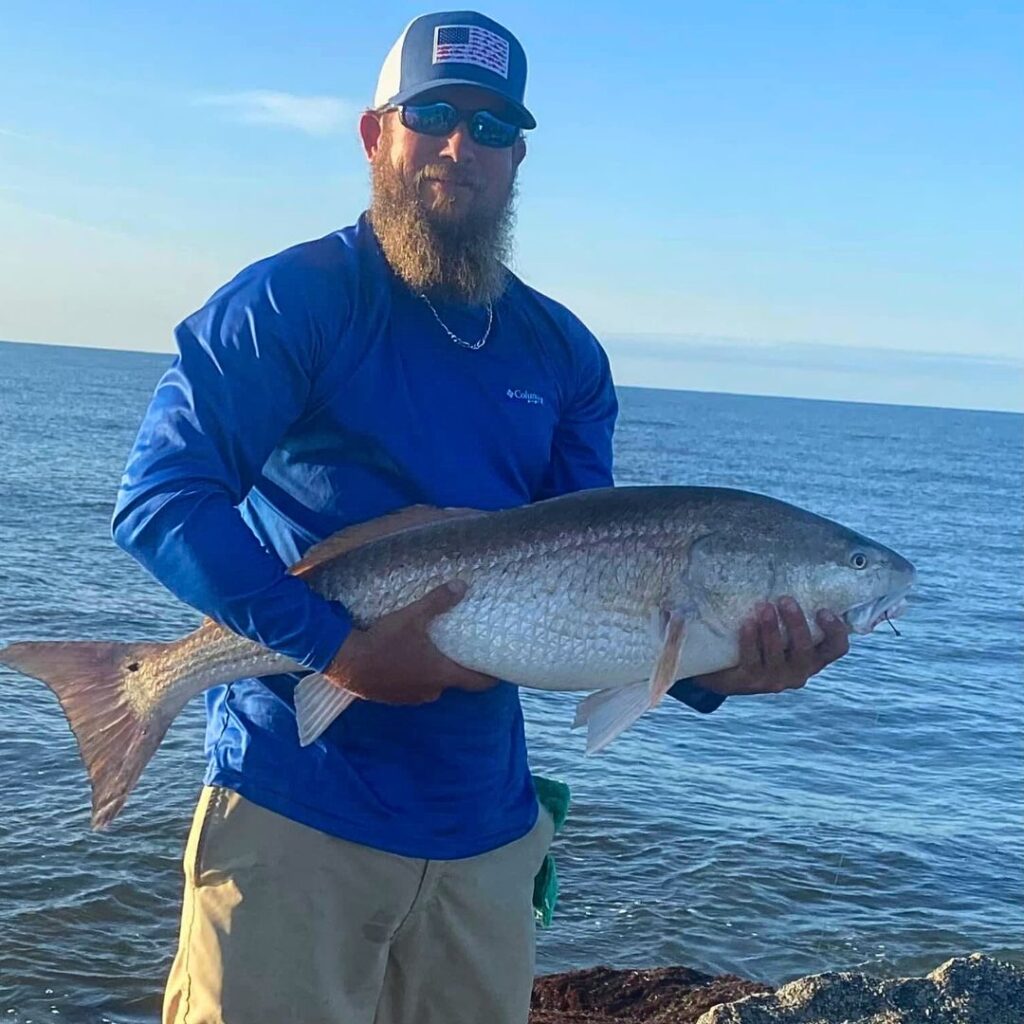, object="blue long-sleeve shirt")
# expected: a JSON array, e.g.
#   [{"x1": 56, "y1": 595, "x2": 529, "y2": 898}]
[{"x1": 113, "y1": 214, "x2": 721, "y2": 858}]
